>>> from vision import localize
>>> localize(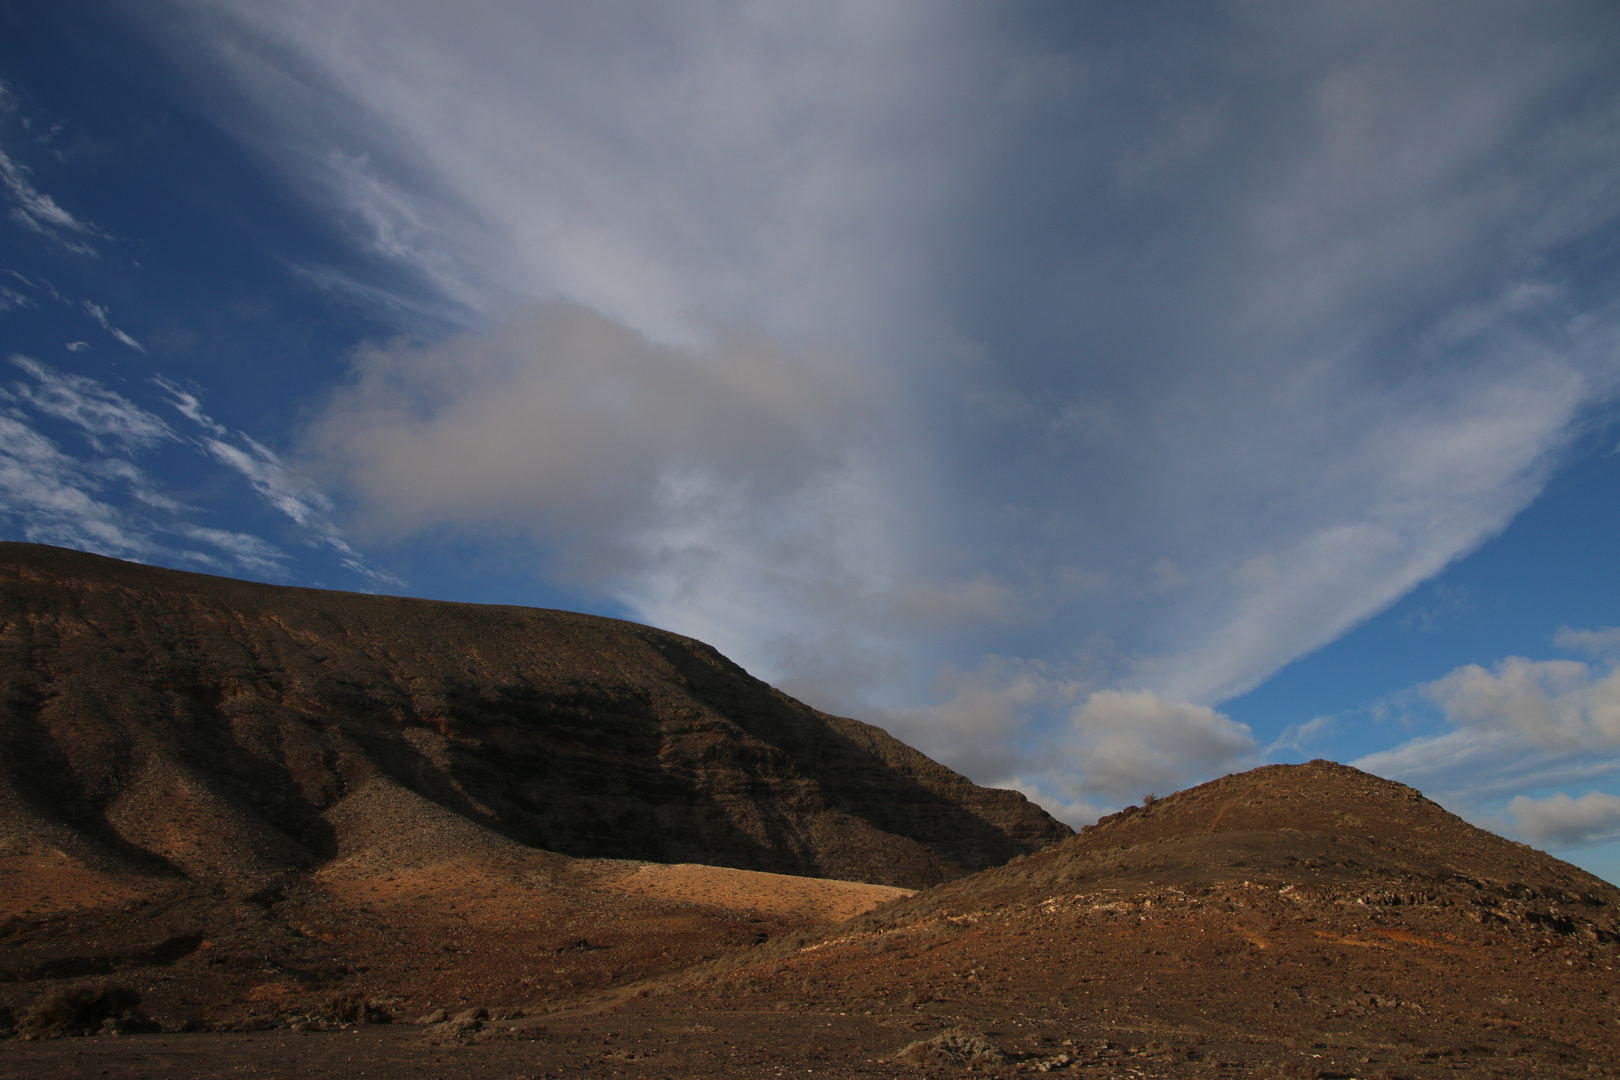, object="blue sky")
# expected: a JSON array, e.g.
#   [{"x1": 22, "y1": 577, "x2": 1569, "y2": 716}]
[{"x1": 4, "y1": 1, "x2": 1620, "y2": 883}]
